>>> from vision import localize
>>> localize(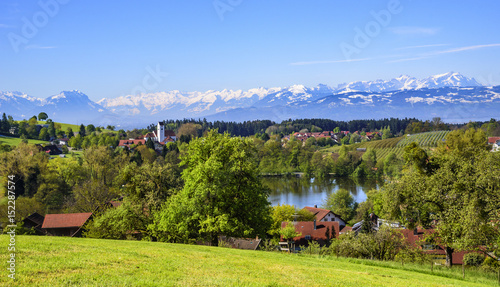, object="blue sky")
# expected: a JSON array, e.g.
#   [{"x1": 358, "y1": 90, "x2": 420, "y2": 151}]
[{"x1": 1, "y1": 0, "x2": 499, "y2": 101}]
